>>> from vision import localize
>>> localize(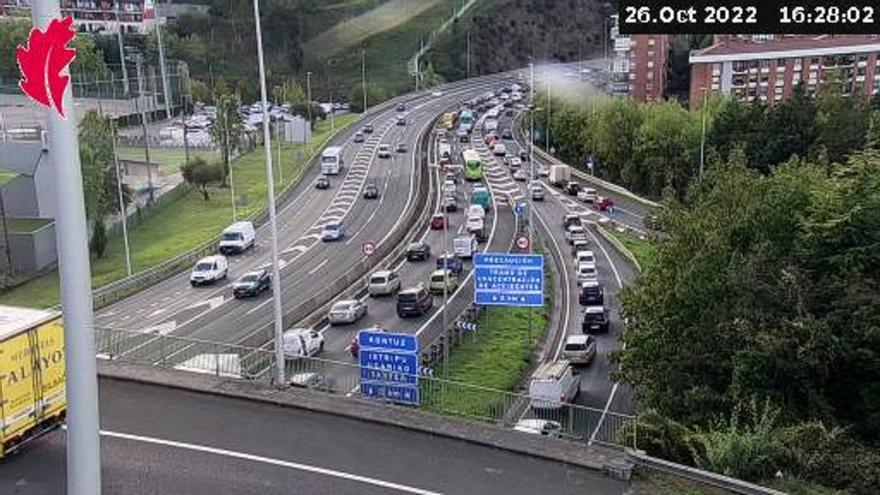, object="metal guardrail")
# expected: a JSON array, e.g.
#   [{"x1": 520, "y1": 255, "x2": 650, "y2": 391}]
[
  {"x1": 627, "y1": 450, "x2": 787, "y2": 495},
  {"x1": 93, "y1": 325, "x2": 636, "y2": 450}
]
